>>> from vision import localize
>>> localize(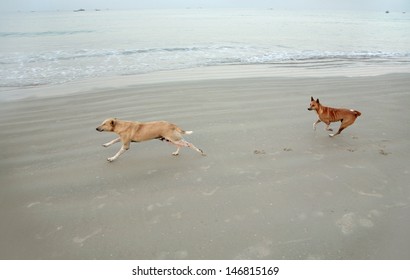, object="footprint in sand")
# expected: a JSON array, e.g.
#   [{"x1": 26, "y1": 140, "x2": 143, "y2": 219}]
[
  {"x1": 379, "y1": 149, "x2": 391, "y2": 156},
  {"x1": 336, "y1": 213, "x2": 357, "y2": 235},
  {"x1": 336, "y1": 212, "x2": 376, "y2": 235}
]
